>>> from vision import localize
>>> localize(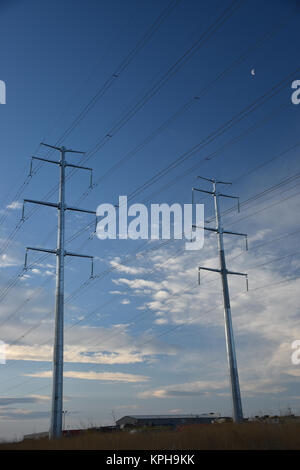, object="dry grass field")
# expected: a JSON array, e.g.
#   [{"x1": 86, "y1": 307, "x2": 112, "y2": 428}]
[{"x1": 0, "y1": 423, "x2": 300, "y2": 450}]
